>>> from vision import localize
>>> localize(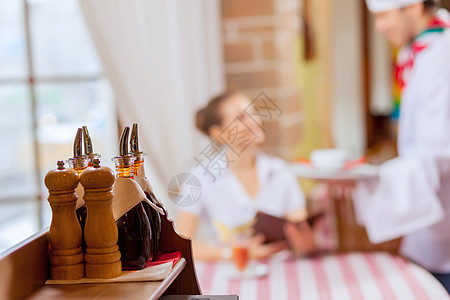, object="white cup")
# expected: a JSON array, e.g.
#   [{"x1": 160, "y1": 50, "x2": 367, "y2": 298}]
[{"x1": 310, "y1": 148, "x2": 349, "y2": 170}]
